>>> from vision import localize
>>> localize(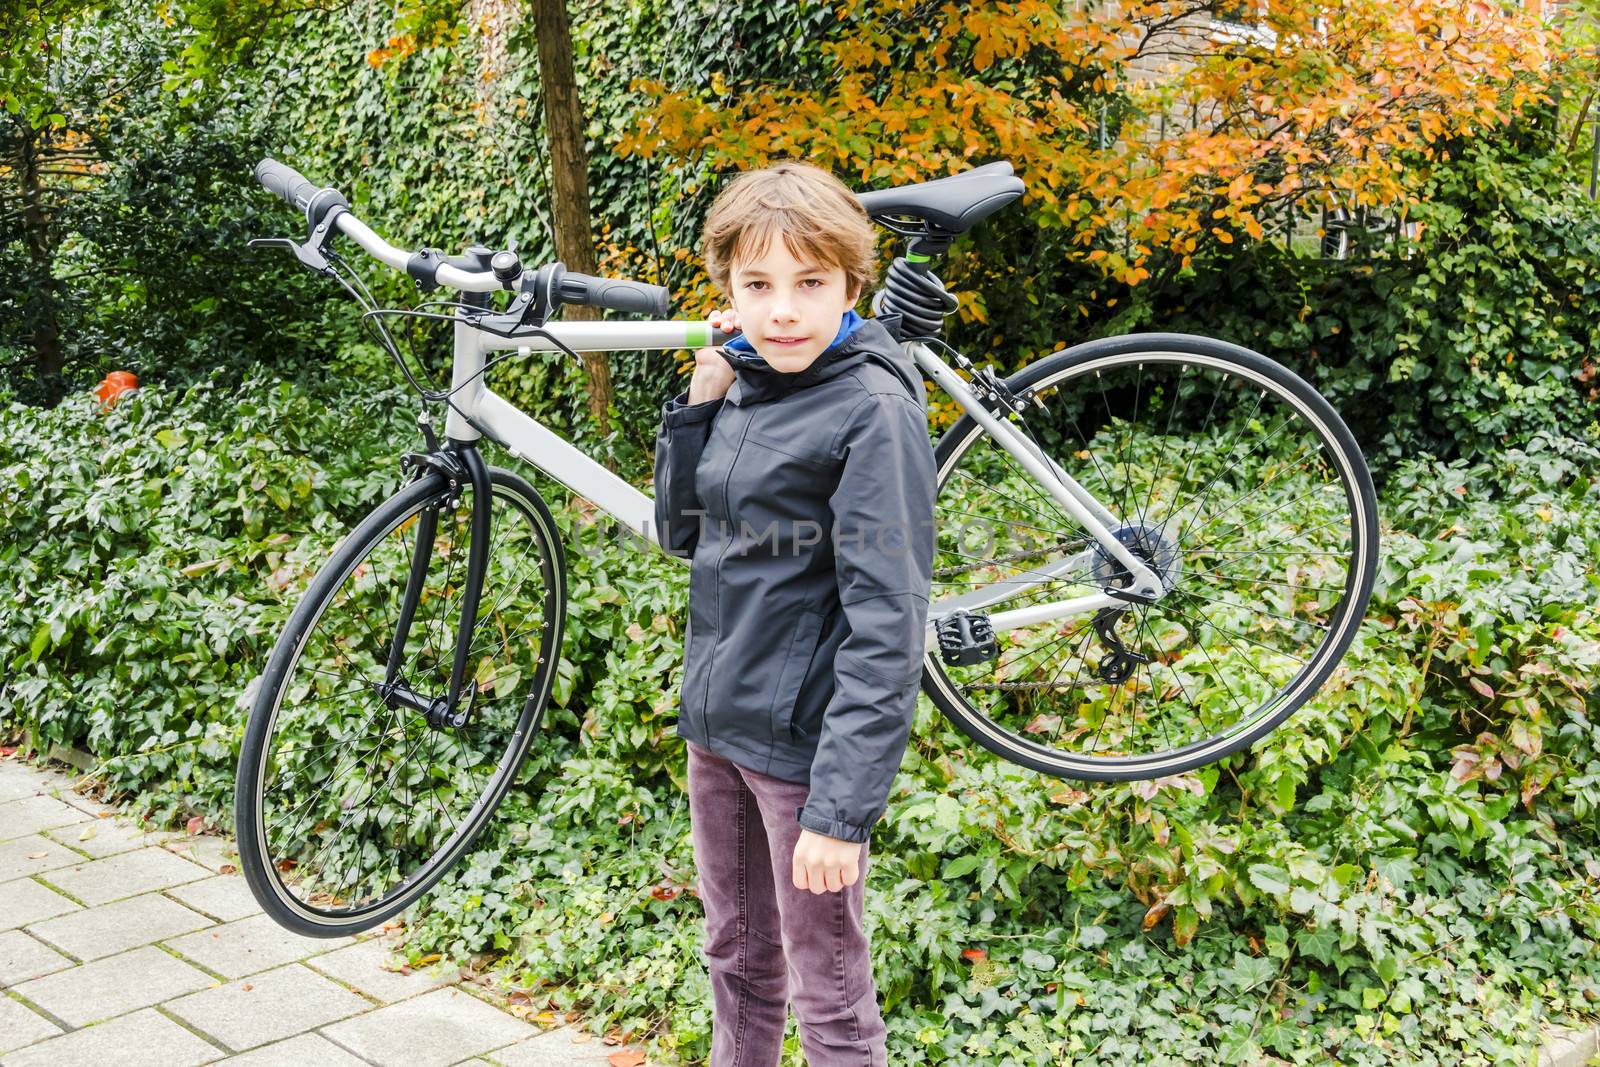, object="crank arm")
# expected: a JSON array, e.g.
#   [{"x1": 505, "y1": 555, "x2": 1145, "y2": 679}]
[{"x1": 924, "y1": 589, "x2": 1131, "y2": 654}]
